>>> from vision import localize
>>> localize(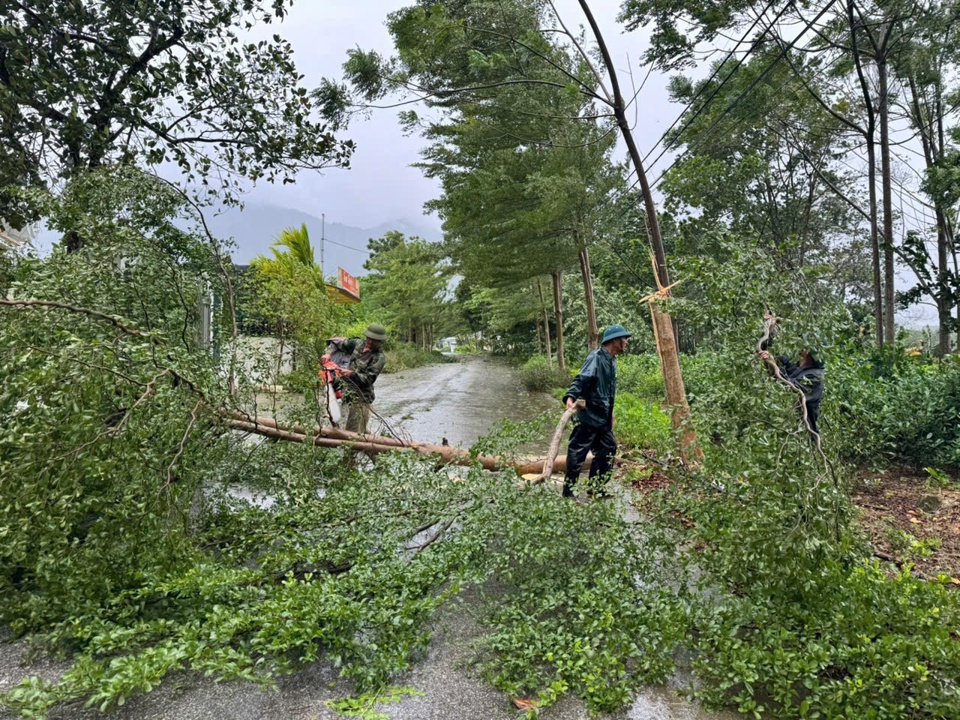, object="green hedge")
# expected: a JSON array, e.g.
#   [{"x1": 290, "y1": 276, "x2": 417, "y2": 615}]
[
  {"x1": 614, "y1": 394, "x2": 672, "y2": 455},
  {"x1": 518, "y1": 355, "x2": 571, "y2": 392}
]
